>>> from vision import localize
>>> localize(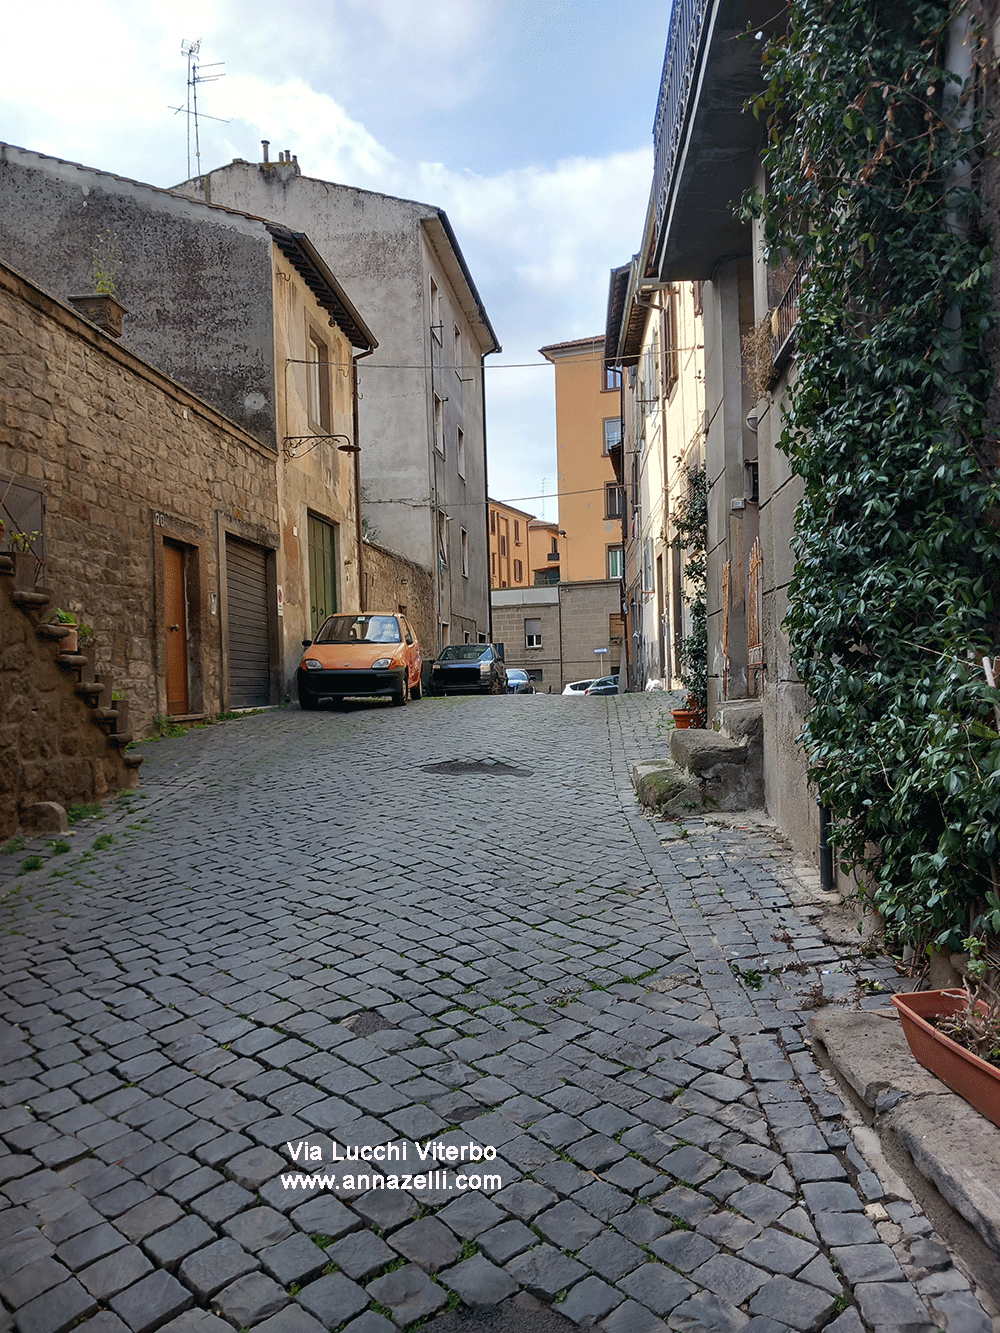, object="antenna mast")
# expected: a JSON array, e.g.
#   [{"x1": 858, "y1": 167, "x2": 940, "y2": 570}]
[{"x1": 179, "y1": 39, "x2": 226, "y2": 179}]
